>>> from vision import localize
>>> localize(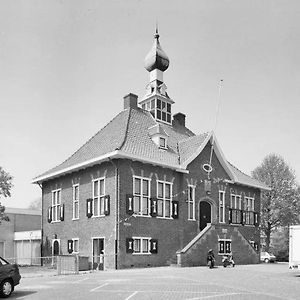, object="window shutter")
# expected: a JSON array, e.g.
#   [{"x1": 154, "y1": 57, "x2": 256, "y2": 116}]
[
  {"x1": 67, "y1": 240, "x2": 73, "y2": 254},
  {"x1": 47, "y1": 206, "x2": 52, "y2": 223},
  {"x1": 104, "y1": 195, "x2": 110, "y2": 216},
  {"x1": 126, "y1": 194, "x2": 134, "y2": 215},
  {"x1": 254, "y1": 212, "x2": 259, "y2": 226},
  {"x1": 219, "y1": 241, "x2": 224, "y2": 254},
  {"x1": 254, "y1": 243, "x2": 259, "y2": 251},
  {"x1": 86, "y1": 198, "x2": 93, "y2": 218},
  {"x1": 228, "y1": 208, "x2": 232, "y2": 224},
  {"x1": 150, "y1": 198, "x2": 158, "y2": 217},
  {"x1": 172, "y1": 201, "x2": 179, "y2": 219},
  {"x1": 126, "y1": 238, "x2": 134, "y2": 253},
  {"x1": 225, "y1": 241, "x2": 231, "y2": 253},
  {"x1": 150, "y1": 239, "x2": 158, "y2": 254},
  {"x1": 60, "y1": 204, "x2": 65, "y2": 221}
]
